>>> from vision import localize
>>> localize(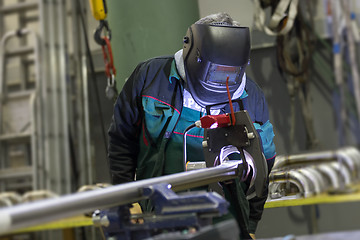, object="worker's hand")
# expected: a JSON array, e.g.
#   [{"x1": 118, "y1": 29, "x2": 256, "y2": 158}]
[
  {"x1": 130, "y1": 203, "x2": 143, "y2": 224},
  {"x1": 249, "y1": 233, "x2": 256, "y2": 239},
  {"x1": 130, "y1": 203, "x2": 142, "y2": 214}
]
